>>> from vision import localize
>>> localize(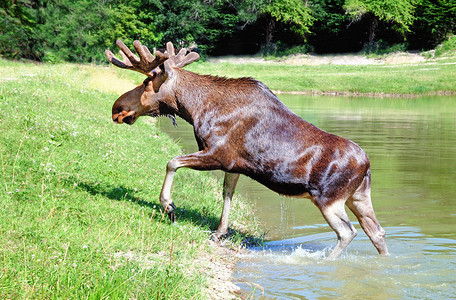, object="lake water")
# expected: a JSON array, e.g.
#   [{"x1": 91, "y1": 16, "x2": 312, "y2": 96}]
[{"x1": 158, "y1": 95, "x2": 456, "y2": 299}]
